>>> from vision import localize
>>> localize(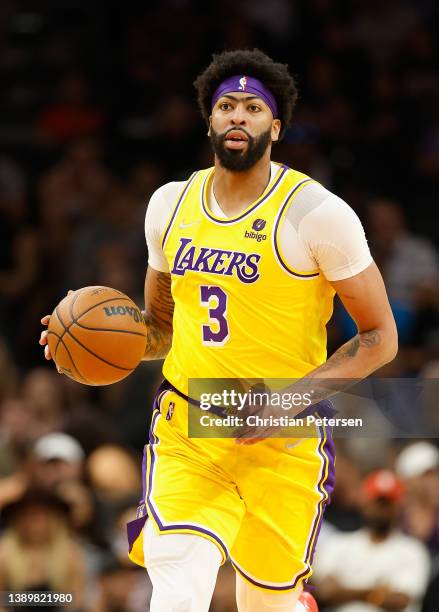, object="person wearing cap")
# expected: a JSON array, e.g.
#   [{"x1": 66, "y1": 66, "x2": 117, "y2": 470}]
[
  {"x1": 30, "y1": 432, "x2": 85, "y2": 490},
  {"x1": 396, "y1": 442, "x2": 439, "y2": 554},
  {"x1": 314, "y1": 469, "x2": 430, "y2": 612},
  {"x1": 40, "y1": 48, "x2": 398, "y2": 611}
]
